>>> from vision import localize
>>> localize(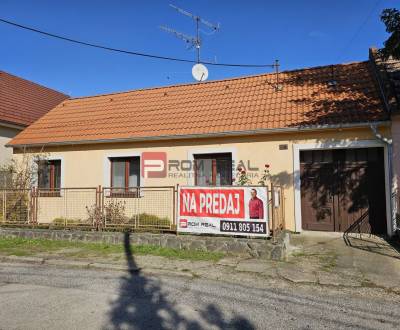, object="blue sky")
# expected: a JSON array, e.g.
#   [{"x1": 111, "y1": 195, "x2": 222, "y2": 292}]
[{"x1": 0, "y1": 0, "x2": 396, "y2": 97}]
